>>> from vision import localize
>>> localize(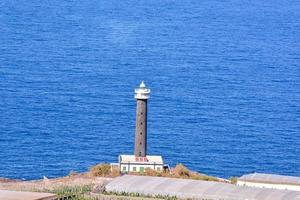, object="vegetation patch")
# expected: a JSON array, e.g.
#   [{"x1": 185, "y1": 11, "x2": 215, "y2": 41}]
[
  {"x1": 128, "y1": 163, "x2": 221, "y2": 182},
  {"x1": 89, "y1": 163, "x2": 120, "y2": 178},
  {"x1": 90, "y1": 164, "x2": 111, "y2": 177},
  {"x1": 36, "y1": 185, "x2": 94, "y2": 200},
  {"x1": 229, "y1": 176, "x2": 238, "y2": 184}
]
